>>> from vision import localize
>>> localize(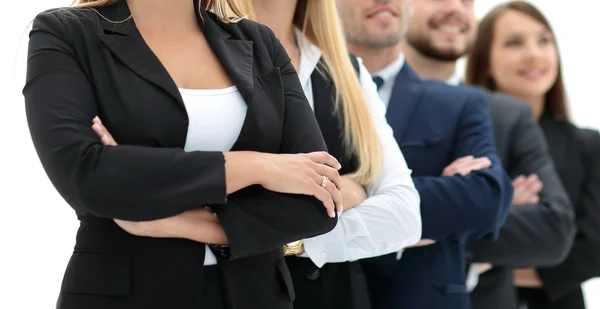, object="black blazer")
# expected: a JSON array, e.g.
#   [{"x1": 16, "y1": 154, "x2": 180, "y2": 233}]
[
  {"x1": 519, "y1": 115, "x2": 600, "y2": 308},
  {"x1": 23, "y1": 2, "x2": 337, "y2": 309},
  {"x1": 468, "y1": 92, "x2": 575, "y2": 309}
]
